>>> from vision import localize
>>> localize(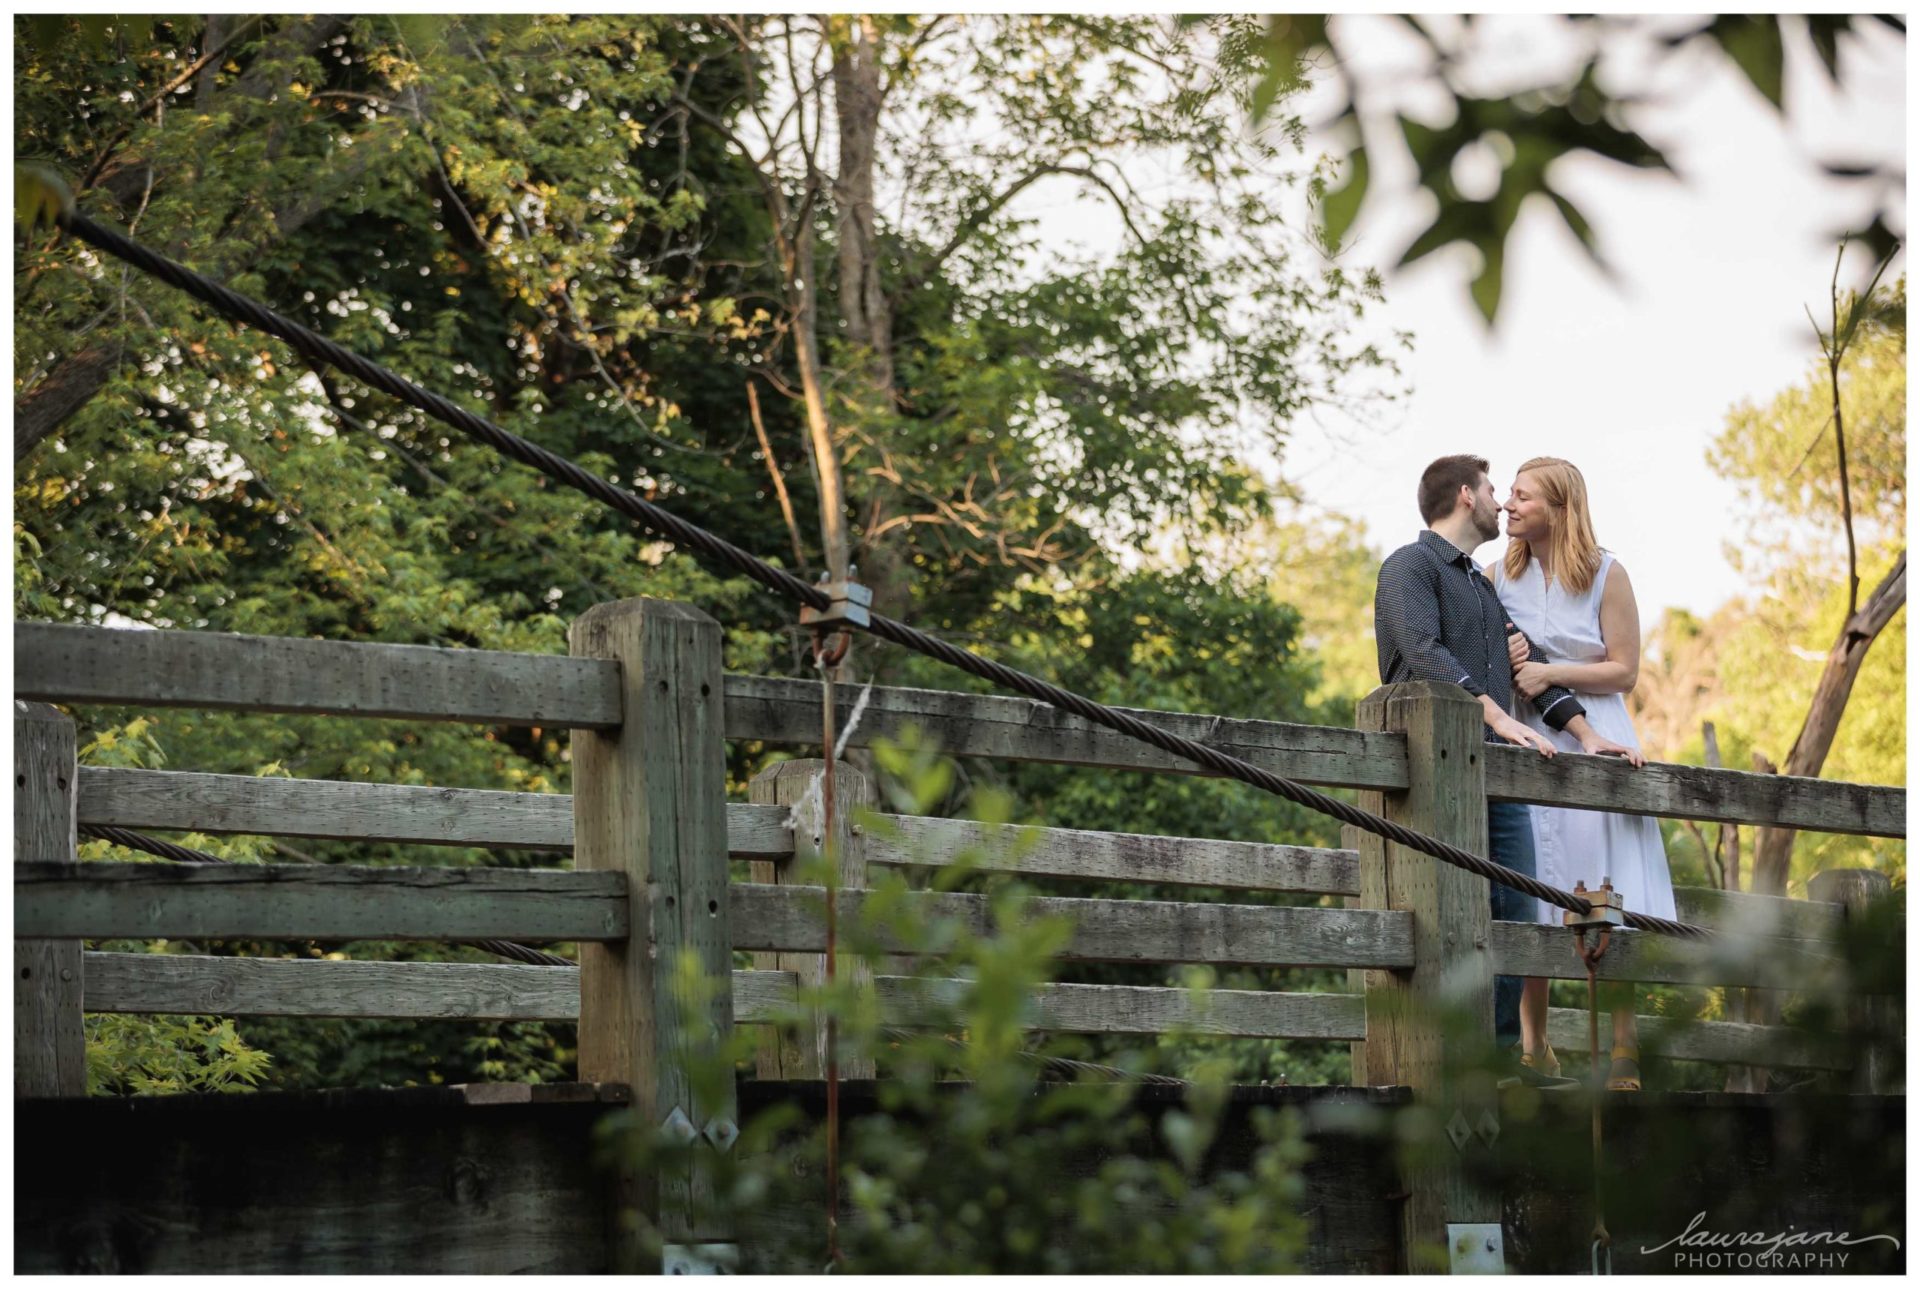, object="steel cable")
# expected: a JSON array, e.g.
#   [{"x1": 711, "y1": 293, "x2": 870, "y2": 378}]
[{"x1": 59, "y1": 211, "x2": 1709, "y2": 941}]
